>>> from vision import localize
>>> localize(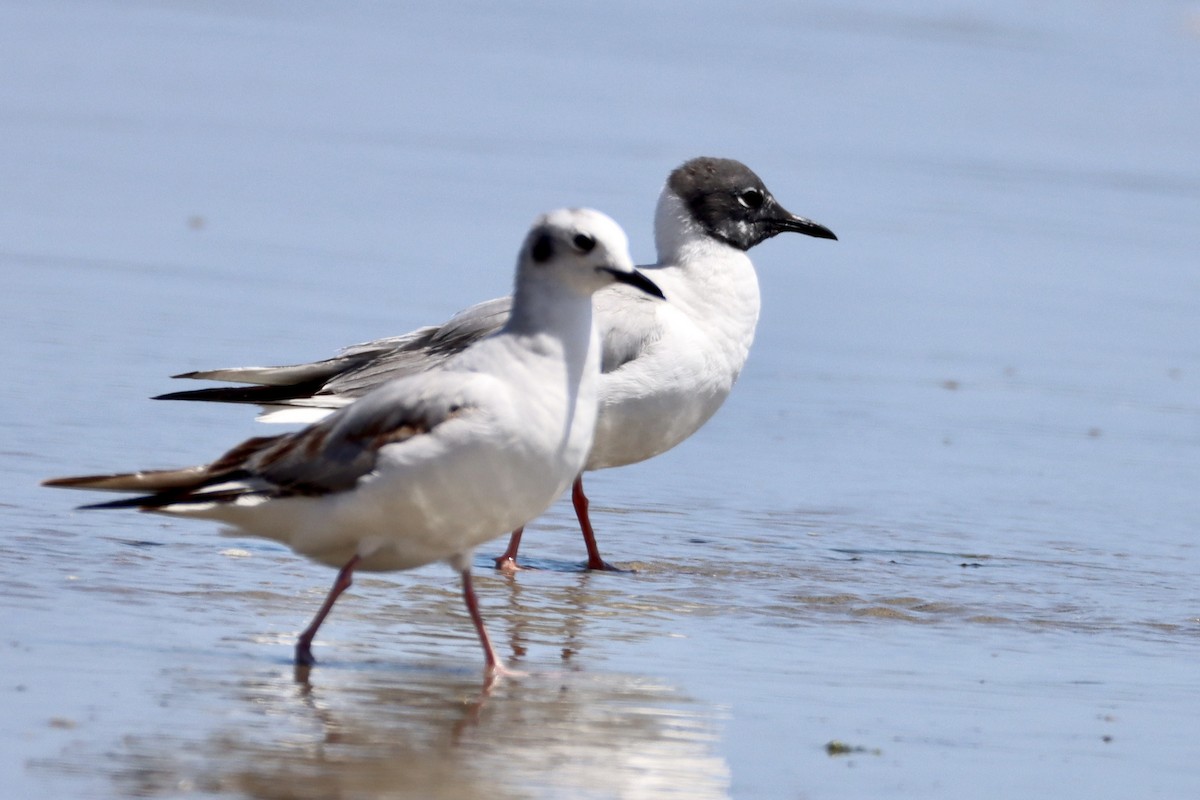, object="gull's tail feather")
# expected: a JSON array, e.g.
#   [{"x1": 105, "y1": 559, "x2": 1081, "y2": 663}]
[
  {"x1": 43, "y1": 433, "x2": 287, "y2": 510},
  {"x1": 44, "y1": 468, "x2": 210, "y2": 510},
  {"x1": 75, "y1": 484, "x2": 263, "y2": 511},
  {"x1": 42, "y1": 466, "x2": 212, "y2": 493},
  {"x1": 44, "y1": 465, "x2": 259, "y2": 511}
]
